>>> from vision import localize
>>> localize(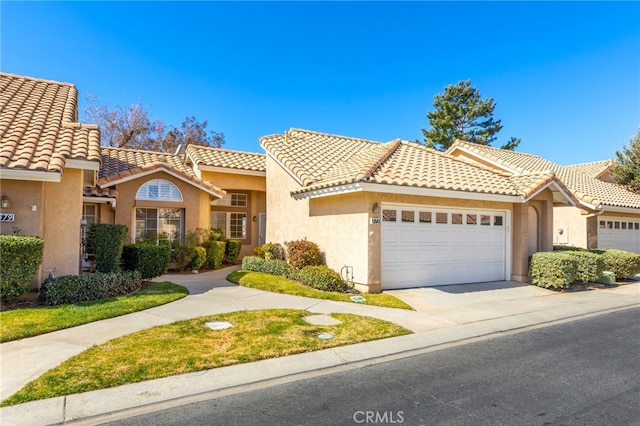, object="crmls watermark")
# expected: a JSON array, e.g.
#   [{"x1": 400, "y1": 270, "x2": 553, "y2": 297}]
[{"x1": 353, "y1": 410, "x2": 404, "y2": 424}]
